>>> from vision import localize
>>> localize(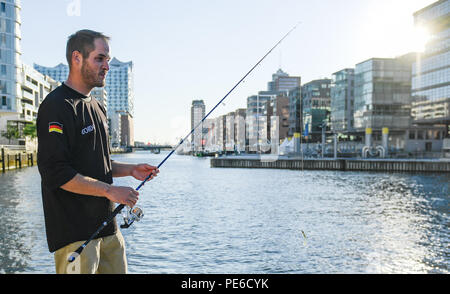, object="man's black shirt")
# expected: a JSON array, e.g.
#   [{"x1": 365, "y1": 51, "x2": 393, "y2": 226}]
[{"x1": 37, "y1": 83, "x2": 116, "y2": 252}]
